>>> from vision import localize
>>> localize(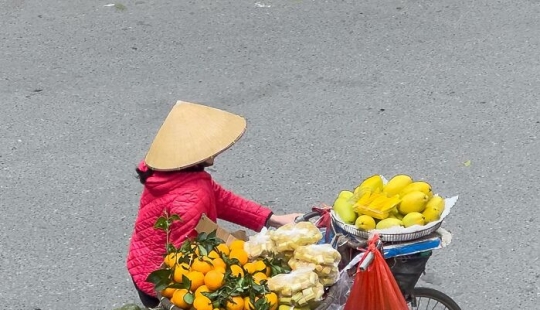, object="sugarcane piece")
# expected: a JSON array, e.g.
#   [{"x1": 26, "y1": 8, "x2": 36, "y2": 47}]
[
  {"x1": 270, "y1": 222, "x2": 323, "y2": 252},
  {"x1": 244, "y1": 227, "x2": 276, "y2": 259},
  {"x1": 293, "y1": 244, "x2": 341, "y2": 265},
  {"x1": 314, "y1": 282, "x2": 325, "y2": 299},
  {"x1": 279, "y1": 297, "x2": 292, "y2": 305},
  {"x1": 281, "y1": 287, "x2": 293, "y2": 297},
  {"x1": 290, "y1": 291, "x2": 304, "y2": 305},
  {"x1": 297, "y1": 290, "x2": 316, "y2": 306},
  {"x1": 268, "y1": 267, "x2": 320, "y2": 297}
]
